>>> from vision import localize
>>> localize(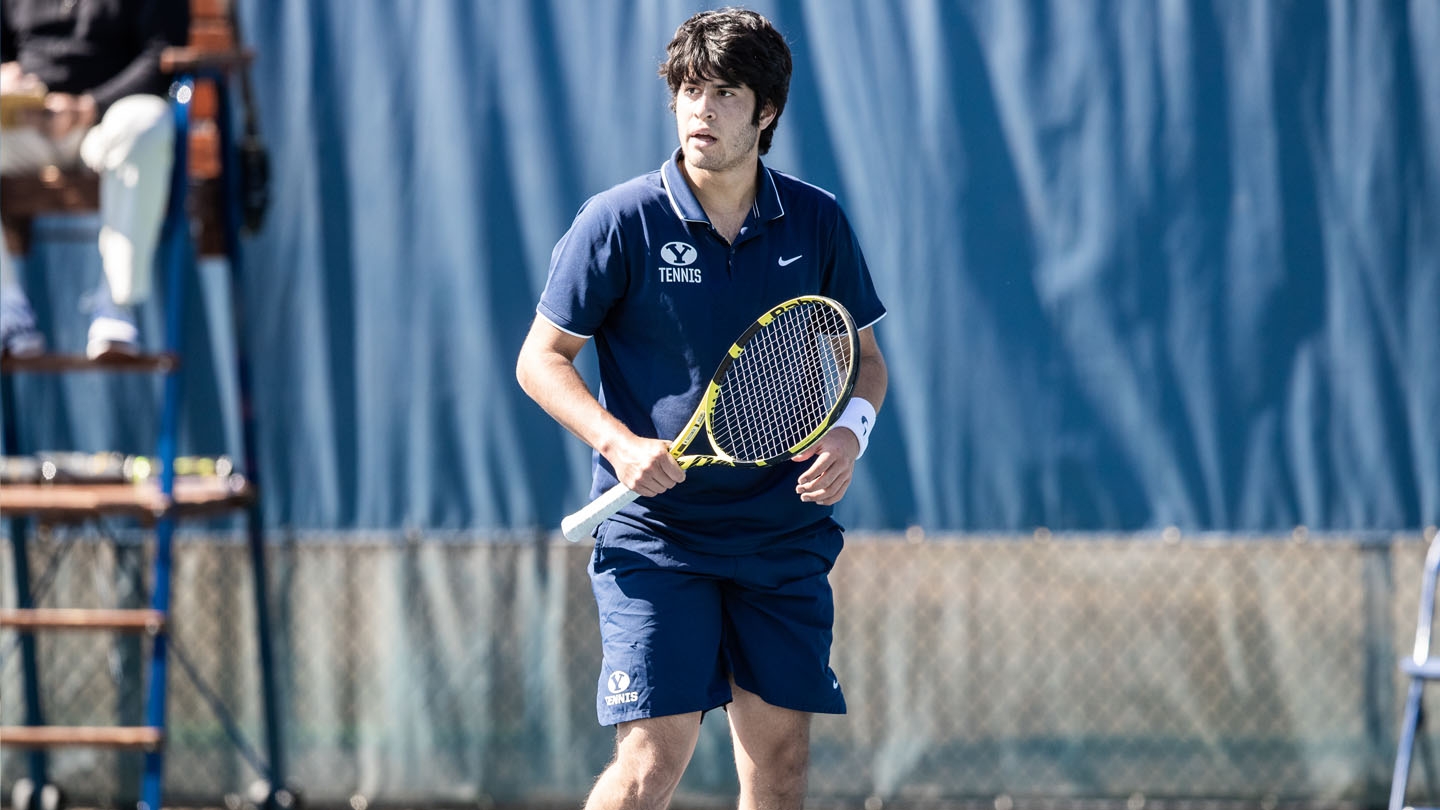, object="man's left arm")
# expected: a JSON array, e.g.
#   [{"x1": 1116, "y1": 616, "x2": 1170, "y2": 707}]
[
  {"x1": 793, "y1": 326, "x2": 888, "y2": 505},
  {"x1": 85, "y1": 0, "x2": 190, "y2": 116}
]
